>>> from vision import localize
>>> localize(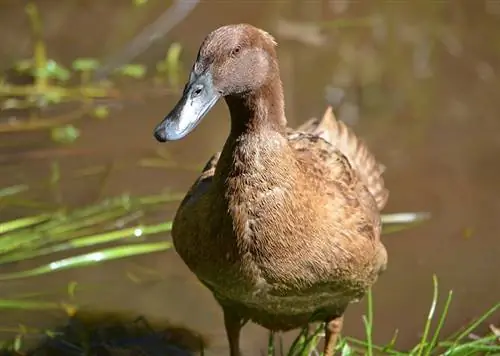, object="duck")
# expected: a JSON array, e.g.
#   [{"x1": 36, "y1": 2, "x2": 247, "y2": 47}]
[{"x1": 153, "y1": 24, "x2": 389, "y2": 356}]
